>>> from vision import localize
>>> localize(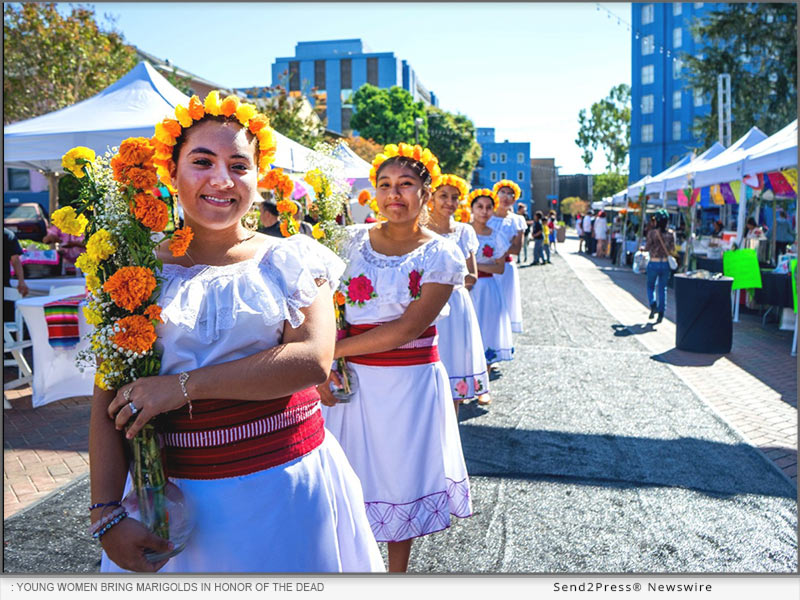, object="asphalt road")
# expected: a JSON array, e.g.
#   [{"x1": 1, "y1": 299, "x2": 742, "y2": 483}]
[{"x1": 3, "y1": 248, "x2": 796, "y2": 573}]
